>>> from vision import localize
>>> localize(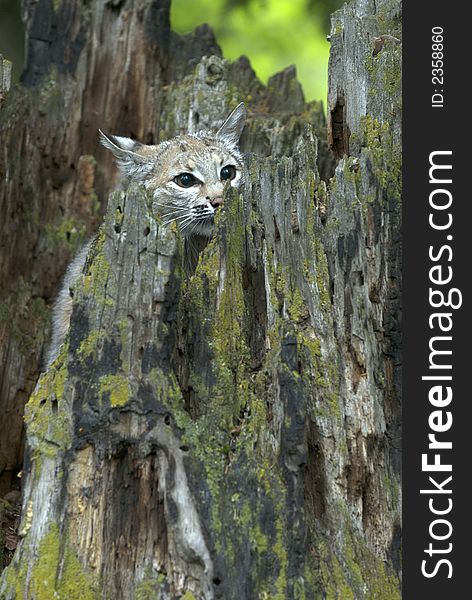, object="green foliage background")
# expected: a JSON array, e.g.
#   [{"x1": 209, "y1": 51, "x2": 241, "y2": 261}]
[
  {"x1": 172, "y1": 0, "x2": 345, "y2": 104},
  {"x1": 0, "y1": 0, "x2": 345, "y2": 100}
]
